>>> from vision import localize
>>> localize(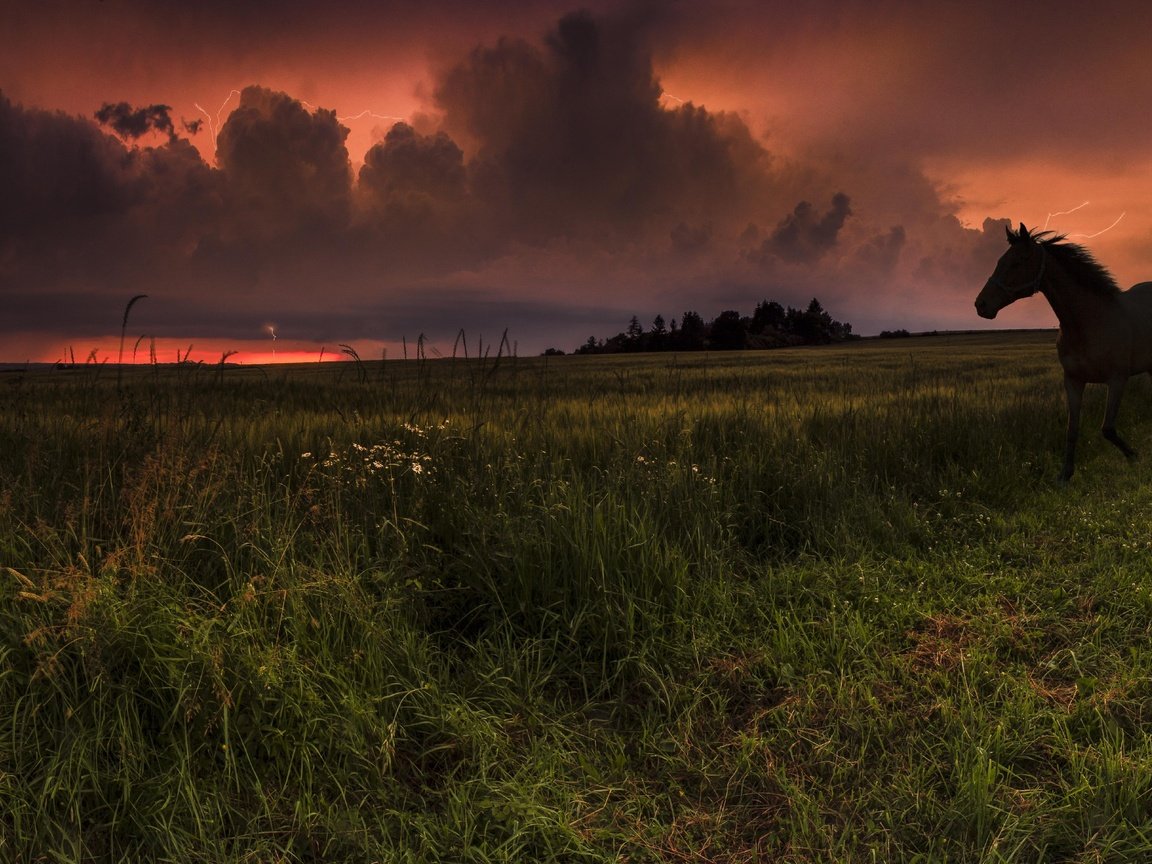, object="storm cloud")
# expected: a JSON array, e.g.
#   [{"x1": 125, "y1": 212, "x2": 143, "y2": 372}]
[
  {"x1": 855, "y1": 225, "x2": 907, "y2": 275},
  {"x1": 761, "y1": 193, "x2": 853, "y2": 264},
  {"x1": 1, "y1": 92, "x2": 139, "y2": 237},
  {"x1": 215, "y1": 85, "x2": 352, "y2": 239},
  {"x1": 354, "y1": 122, "x2": 474, "y2": 266},
  {"x1": 5, "y1": 1, "x2": 1127, "y2": 357},
  {"x1": 359, "y1": 123, "x2": 466, "y2": 204},
  {"x1": 94, "y1": 101, "x2": 176, "y2": 141},
  {"x1": 434, "y1": 9, "x2": 771, "y2": 246}
]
